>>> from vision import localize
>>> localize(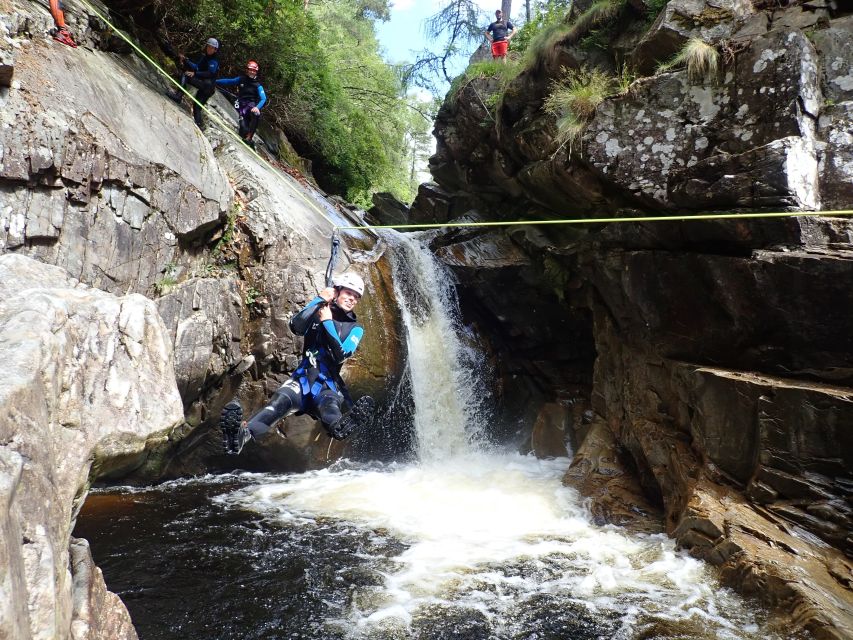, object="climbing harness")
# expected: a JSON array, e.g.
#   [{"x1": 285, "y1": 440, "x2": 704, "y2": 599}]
[{"x1": 294, "y1": 348, "x2": 340, "y2": 400}]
